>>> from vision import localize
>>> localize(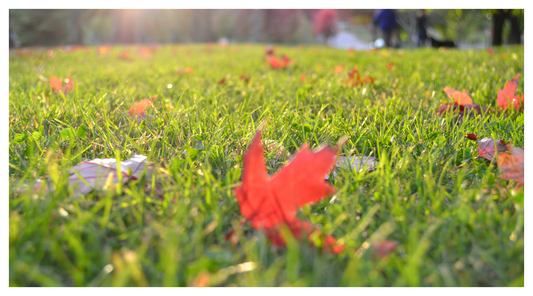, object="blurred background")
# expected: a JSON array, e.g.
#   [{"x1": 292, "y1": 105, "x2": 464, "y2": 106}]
[{"x1": 9, "y1": 9, "x2": 524, "y2": 50}]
